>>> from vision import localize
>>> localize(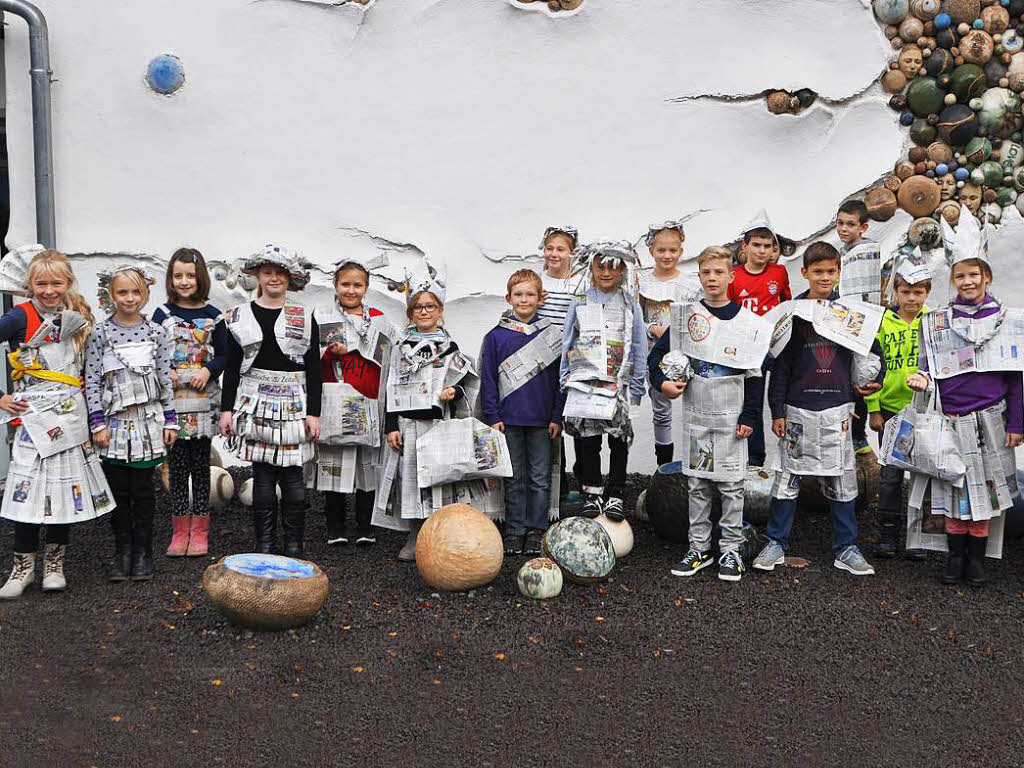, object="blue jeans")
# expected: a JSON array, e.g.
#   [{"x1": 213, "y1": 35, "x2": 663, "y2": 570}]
[
  {"x1": 766, "y1": 498, "x2": 858, "y2": 553},
  {"x1": 503, "y1": 426, "x2": 552, "y2": 534}
]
